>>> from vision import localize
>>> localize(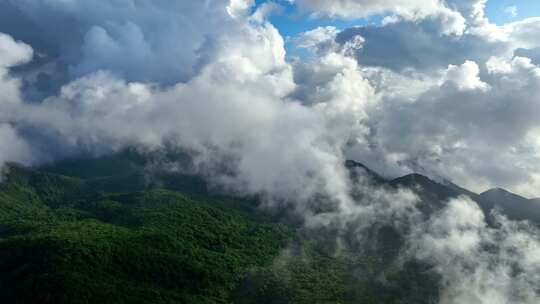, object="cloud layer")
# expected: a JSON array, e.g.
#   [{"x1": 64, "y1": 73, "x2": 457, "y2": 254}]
[
  {"x1": 0, "y1": 33, "x2": 34, "y2": 169},
  {"x1": 0, "y1": 1, "x2": 359, "y2": 213},
  {"x1": 1, "y1": 1, "x2": 540, "y2": 302},
  {"x1": 295, "y1": 1, "x2": 540, "y2": 197},
  {"x1": 408, "y1": 197, "x2": 540, "y2": 304},
  {"x1": 0, "y1": 0, "x2": 248, "y2": 86}
]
